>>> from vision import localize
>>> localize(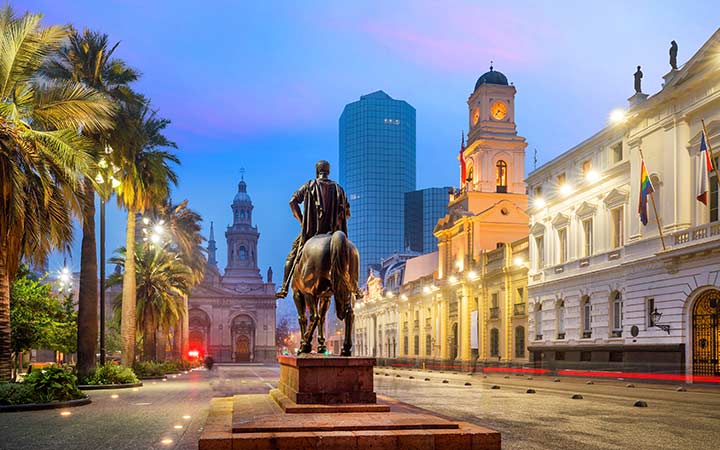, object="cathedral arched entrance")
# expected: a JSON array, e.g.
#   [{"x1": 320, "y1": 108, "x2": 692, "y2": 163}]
[
  {"x1": 231, "y1": 314, "x2": 255, "y2": 362},
  {"x1": 691, "y1": 289, "x2": 720, "y2": 378},
  {"x1": 188, "y1": 308, "x2": 211, "y2": 357}
]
